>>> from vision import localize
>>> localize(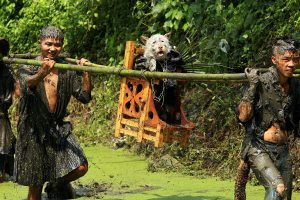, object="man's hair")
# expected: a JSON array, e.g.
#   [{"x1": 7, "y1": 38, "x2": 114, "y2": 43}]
[
  {"x1": 39, "y1": 25, "x2": 64, "y2": 42},
  {"x1": 272, "y1": 36, "x2": 300, "y2": 55},
  {"x1": 0, "y1": 38, "x2": 9, "y2": 56}
]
